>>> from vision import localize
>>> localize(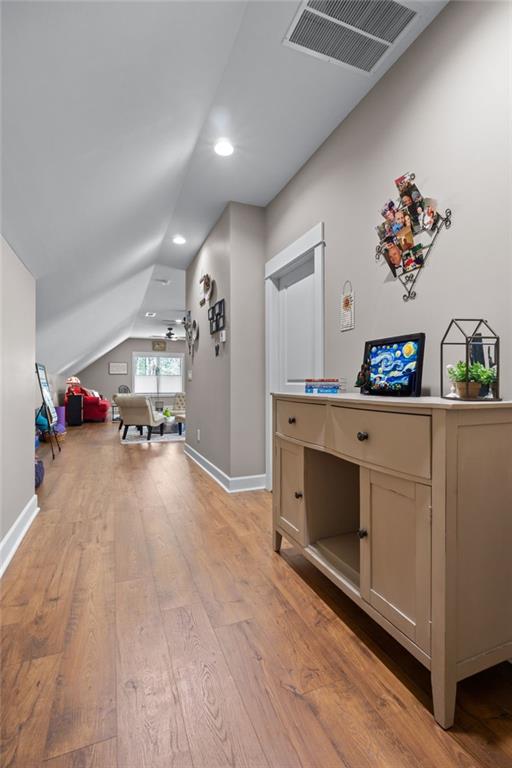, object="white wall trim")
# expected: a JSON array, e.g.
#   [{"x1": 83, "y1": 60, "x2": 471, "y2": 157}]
[
  {"x1": 265, "y1": 222, "x2": 325, "y2": 490},
  {"x1": 265, "y1": 222, "x2": 324, "y2": 279},
  {"x1": 184, "y1": 444, "x2": 266, "y2": 493},
  {"x1": 0, "y1": 494, "x2": 39, "y2": 577}
]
